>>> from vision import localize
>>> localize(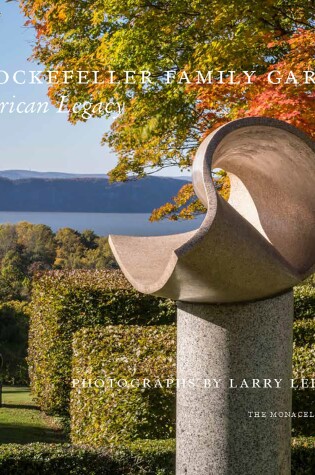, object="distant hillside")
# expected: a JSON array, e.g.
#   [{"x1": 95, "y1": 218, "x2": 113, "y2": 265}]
[
  {"x1": 0, "y1": 176, "x2": 190, "y2": 212},
  {"x1": 0, "y1": 170, "x2": 191, "y2": 181},
  {"x1": 0, "y1": 170, "x2": 108, "y2": 180}
]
